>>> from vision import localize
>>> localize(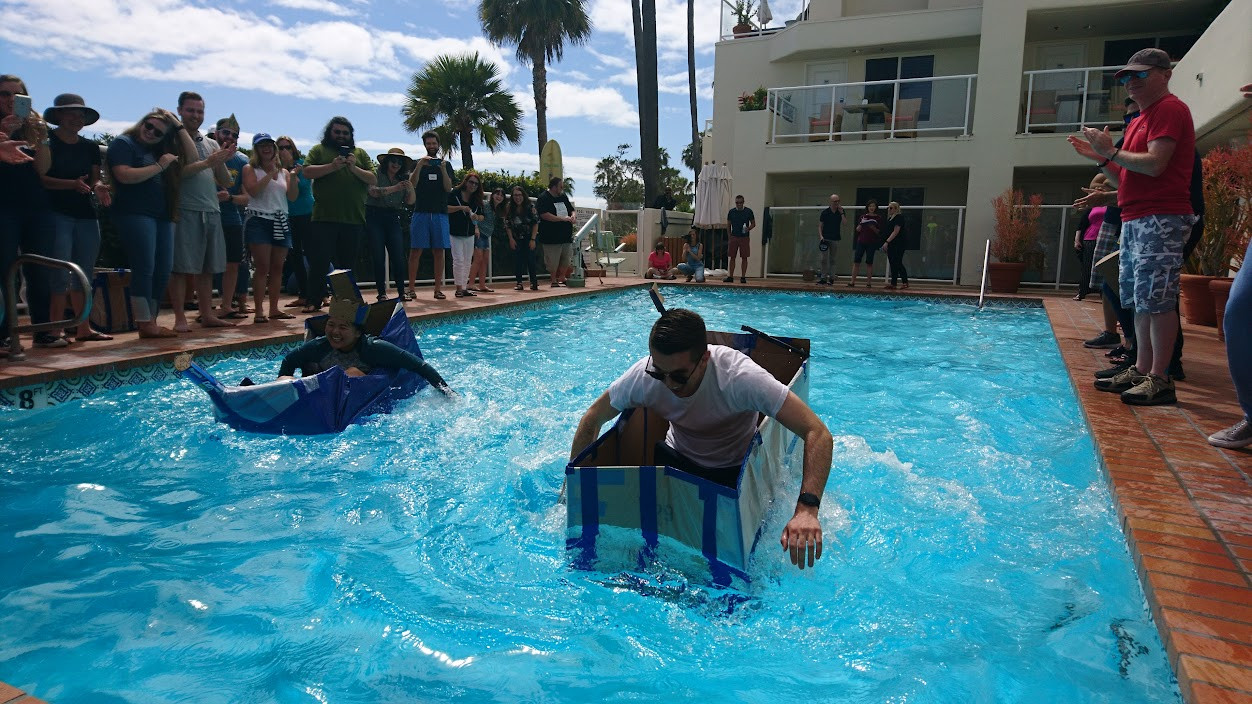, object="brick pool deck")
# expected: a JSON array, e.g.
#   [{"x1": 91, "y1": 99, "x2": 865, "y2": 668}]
[{"x1": 2, "y1": 278, "x2": 1249, "y2": 703}]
